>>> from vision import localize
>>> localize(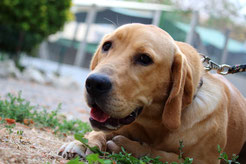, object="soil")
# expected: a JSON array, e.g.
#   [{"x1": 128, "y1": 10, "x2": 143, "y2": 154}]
[
  {"x1": 0, "y1": 77, "x2": 91, "y2": 164},
  {"x1": 0, "y1": 123, "x2": 72, "y2": 164}
]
